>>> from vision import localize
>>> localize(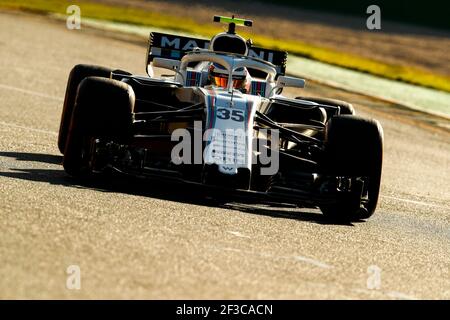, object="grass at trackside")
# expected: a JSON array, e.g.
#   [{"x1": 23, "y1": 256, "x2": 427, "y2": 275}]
[{"x1": 2, "y1": 0, "x2": 450, "y2": 93}]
